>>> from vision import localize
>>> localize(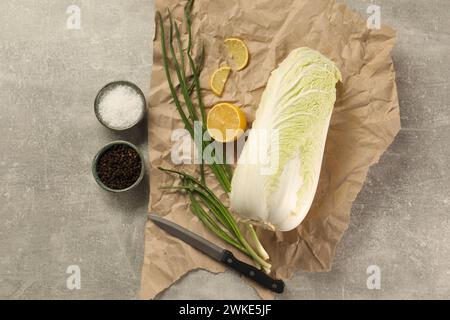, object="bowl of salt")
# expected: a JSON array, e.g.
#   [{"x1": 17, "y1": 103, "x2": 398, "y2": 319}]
[{"x1": 94, "y1": 81, "x2": 146, "y2": 131}]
